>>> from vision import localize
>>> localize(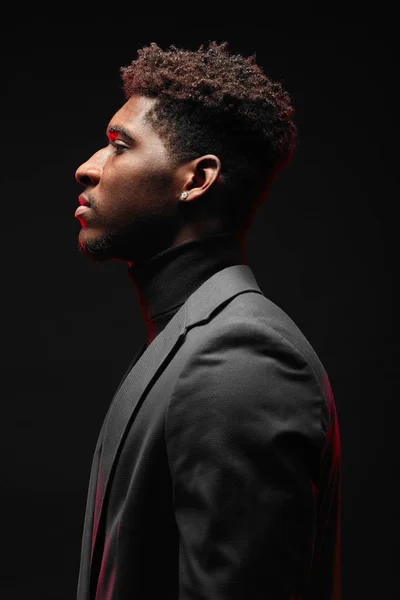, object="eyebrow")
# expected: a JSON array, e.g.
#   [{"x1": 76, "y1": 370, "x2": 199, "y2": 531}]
[{"x1": 107, "y1": 125, "x2": 135, "y2": 142}]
